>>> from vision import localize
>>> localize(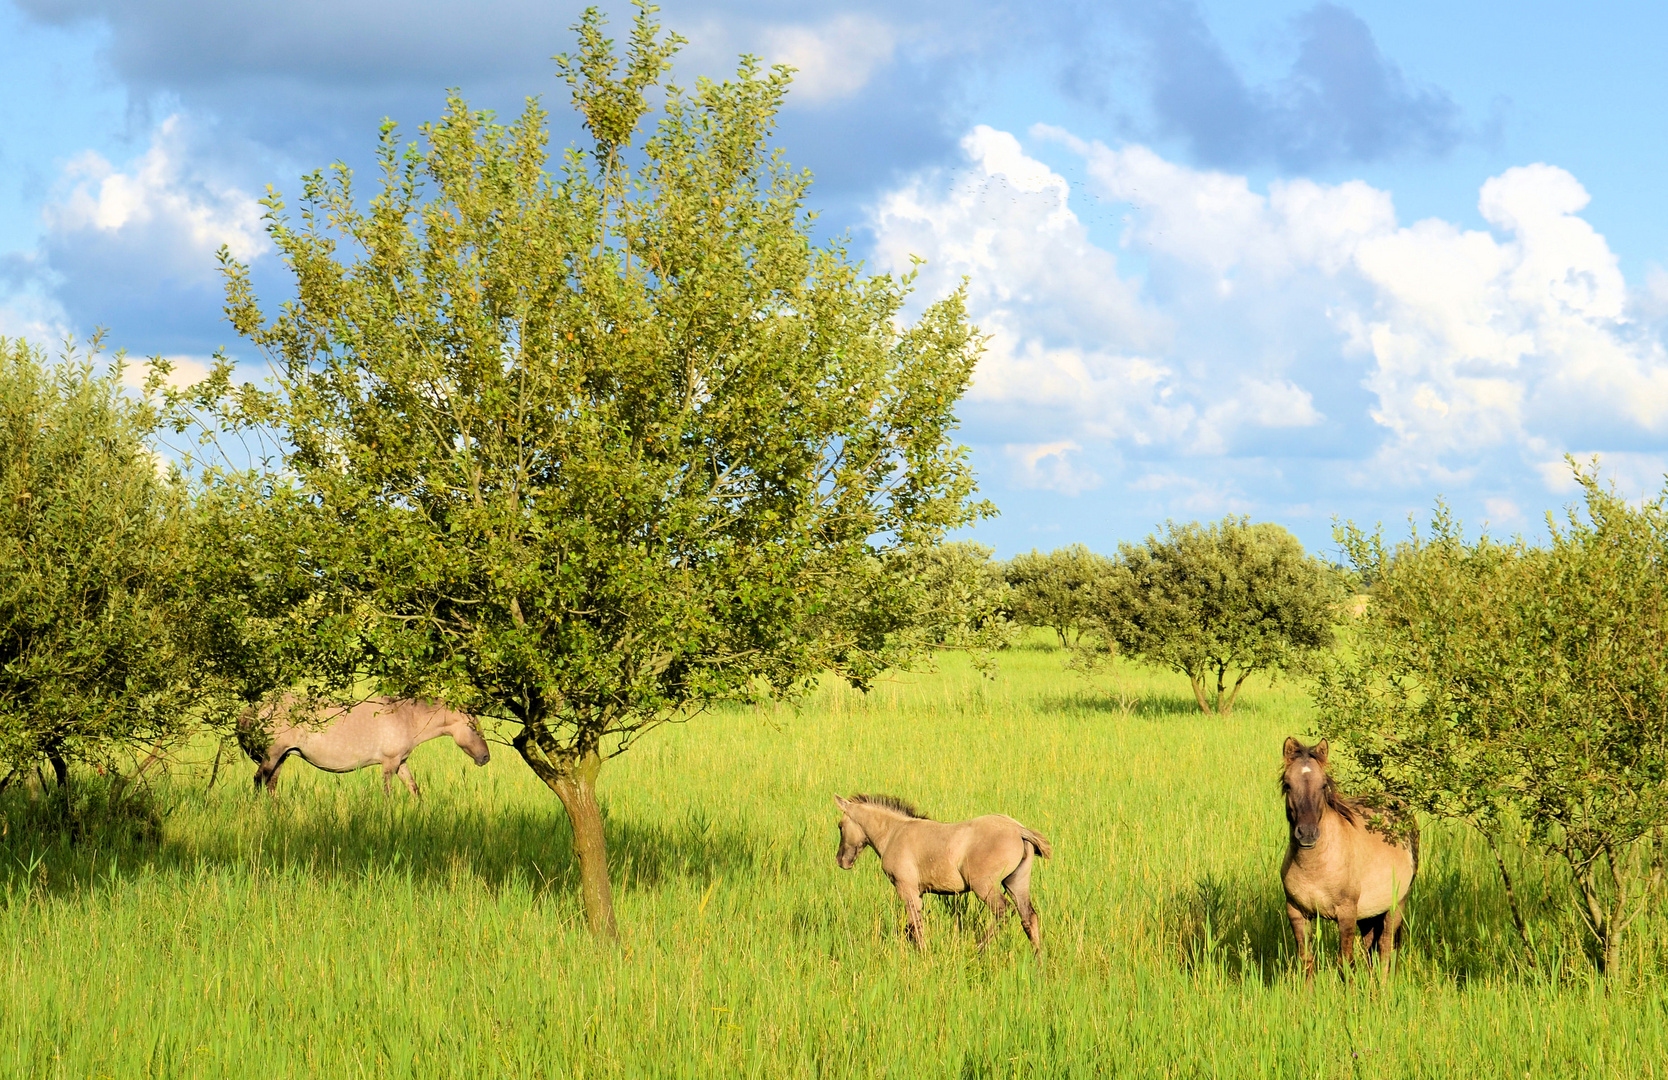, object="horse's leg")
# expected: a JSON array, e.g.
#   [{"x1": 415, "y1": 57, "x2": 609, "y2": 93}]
[
  {"x1": 1336, "y1": 900, "x2": 1360, "y2": 970},
  {"x1": 1003, "y1": 854, "x2": 1042, "y2": 961},
  {"x1": 1380, "y1": 903, "x2": 1405, "y2": 964},
  {"x1": 895, "y1": 881, "x2": 927, "y2": 950},
  {"x1": 396, "y1": 761, "x2": 421, "y2": 799},
  {"x1": 1358, "y1": 913, "x2": 1384, "y2": 957},
  {"x1": 974, "y1": 881, "x2": 1010, "y2": 950},
  {"x1": 1287, "y1": 902, "x2": 1314, "y2": 980}
]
